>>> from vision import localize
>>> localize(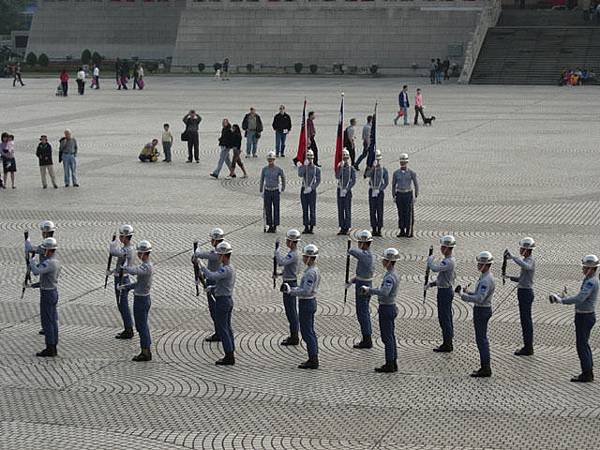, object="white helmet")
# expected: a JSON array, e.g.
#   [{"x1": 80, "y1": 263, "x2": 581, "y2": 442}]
[
  {"x1": 286, "y1": 229, "x2": 302, "y2": 242},
  {"x1": 440, "y1": 235, "x2": 456, "y2": 248},
  {"x1": 382, "y1": 247, "x2": 400, "y2": 261},
  {"x1": 519, "y1": 237, "x2": 536, "y2": 250},
  {"x1": 39, "y1": 220, "x2": 56, "y2": 233},
  {"x1": 136, "y1": 240, "x2": 152, "y2": 253},
  {"x1": 342, "y1": 149, "x2": 350, "y2": 159},
  {"x1": 581, "y1": 254, "x2": 600, "y2": 268},
  {"x1": 118, "y1": 224, "x2": 134, "y2": 237},
  {"x1": 216, "y1": 241, "x2": 233, "y2": 255},
  {"x1": 209, "y1": 228, "x2": 225, "y2": 241},
  {"x1": 306, "y1": 150, "x2": 314, "y2": 160},
  {"x1": 399, "y1": 153, "x2": 409, "y2": 163},
  {"x1": 476, "y1": 251, "x2": 494, "y2": 265},
  {"x1": 267, "y1": 151, "x2": 276, "y2": 160},
  {"x1": 41, "y1": 237, "x2": 57, "y2": 250},
  {"x1": 302, "y1": 244, "x2": 319, "y2": 257},
  {"x1": 375, "y1": 150, "x2": 382, "y2": 160},
  {"x1": 356, "y1": 229, "x2": 373, "y2": 243}
]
